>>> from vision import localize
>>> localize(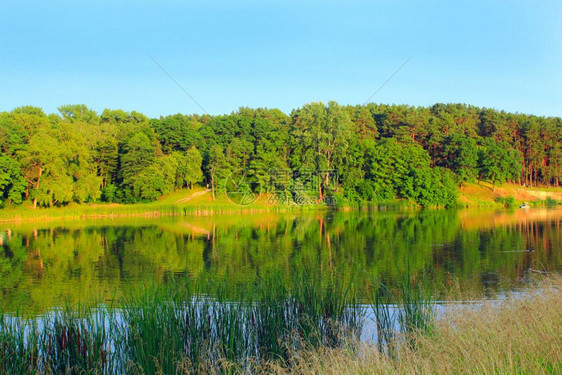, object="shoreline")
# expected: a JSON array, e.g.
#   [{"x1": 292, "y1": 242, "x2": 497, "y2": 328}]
[
  {"x1": 0, "y1": 182, "x2": 560, "y2": 223},
  {"x1": 0, "y1": 200, "x2": 559, "y2": 224}
]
